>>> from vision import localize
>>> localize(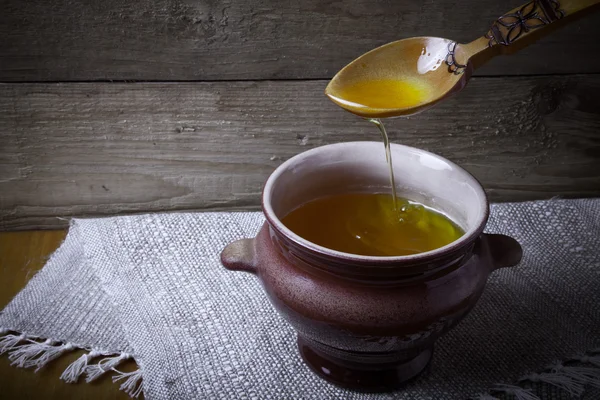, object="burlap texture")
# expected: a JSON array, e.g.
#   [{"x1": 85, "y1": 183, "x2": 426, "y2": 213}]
[{"x1": 1, "y1": 199, "x2": 598, "y2": 399}]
